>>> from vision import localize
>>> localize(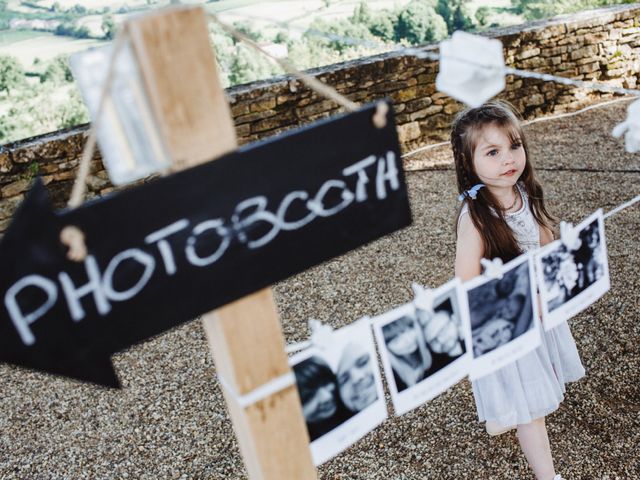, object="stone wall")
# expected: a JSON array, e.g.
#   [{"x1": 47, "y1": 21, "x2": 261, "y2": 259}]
[{"x1": 1, "y1": 4, "x2": 639, "y2": 236}]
